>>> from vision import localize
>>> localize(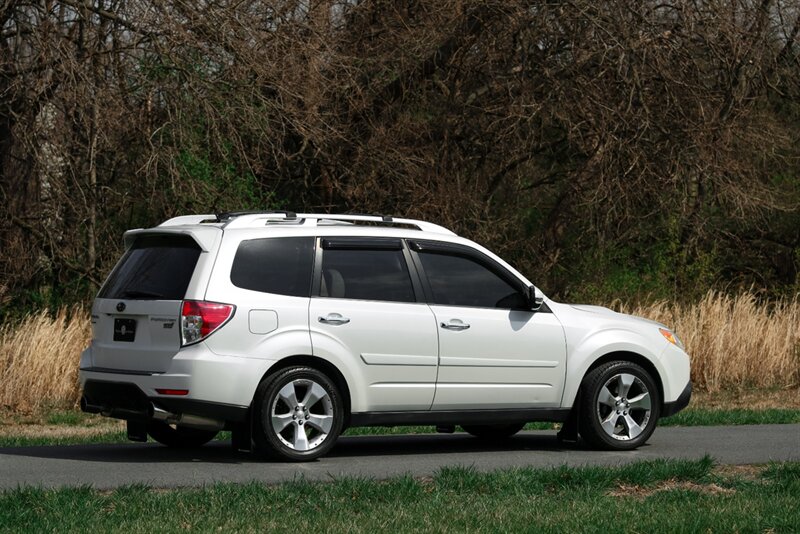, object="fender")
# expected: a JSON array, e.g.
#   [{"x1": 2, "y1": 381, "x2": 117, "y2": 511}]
[
  {"x1": 201, "y1": 328, "x2": 318, "y2": 406},
  {"x1": 559, "y1": 327, "x2": 670, "y2": 409}
]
